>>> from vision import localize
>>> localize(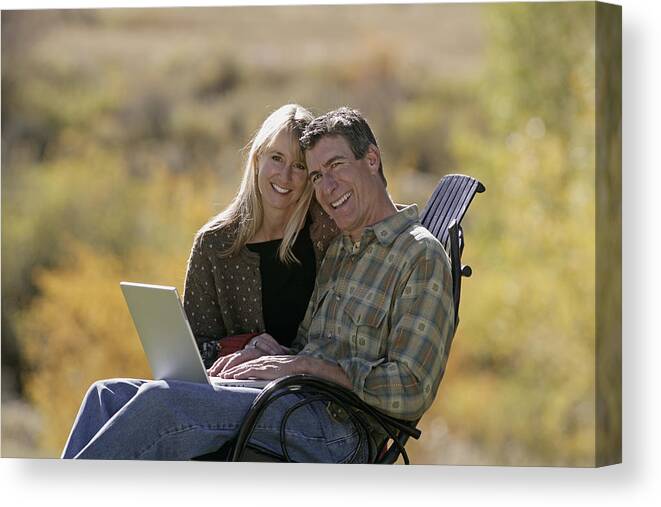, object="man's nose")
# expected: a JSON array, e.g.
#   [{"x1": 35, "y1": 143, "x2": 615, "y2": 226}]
[{"x1": 321, "y1": 172, "x2": 337, "y2": 195}]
